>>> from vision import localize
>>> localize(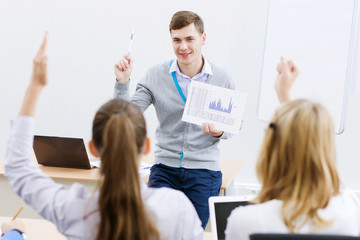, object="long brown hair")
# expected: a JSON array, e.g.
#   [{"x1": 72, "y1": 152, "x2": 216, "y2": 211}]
[
  {"x1": 92, "y1": 99, "x2": 160, "y2": 240},
  {"x1": 255, "y1": 99, "x2": 340, "y2": 232}
]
